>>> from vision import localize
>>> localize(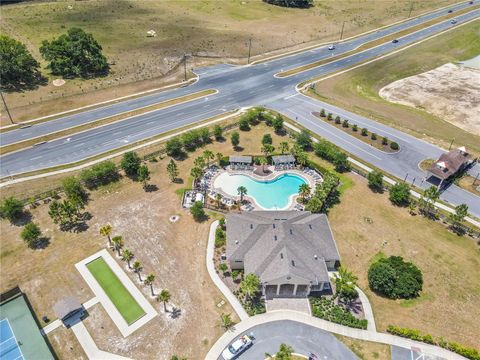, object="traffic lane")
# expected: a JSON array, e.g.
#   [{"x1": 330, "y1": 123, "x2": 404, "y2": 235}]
[{"x1": 217, "y1": 320, "x2": 358, "y2": 360}]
